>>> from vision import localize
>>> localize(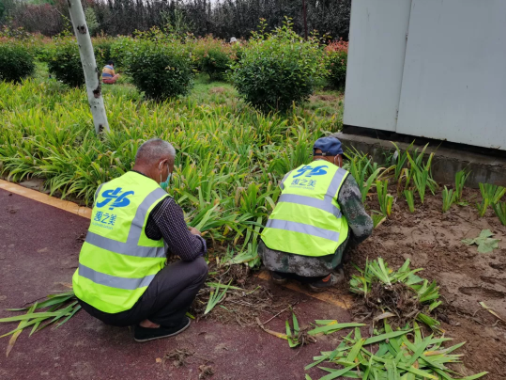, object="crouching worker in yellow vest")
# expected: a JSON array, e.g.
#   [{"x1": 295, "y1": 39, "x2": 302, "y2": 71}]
[
  {"x1": 72, "y1": 138, "x2": 208, "y2": 342},
  {"x1": 259, "y1": 137, "x2": 373, "y2": 292}
]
